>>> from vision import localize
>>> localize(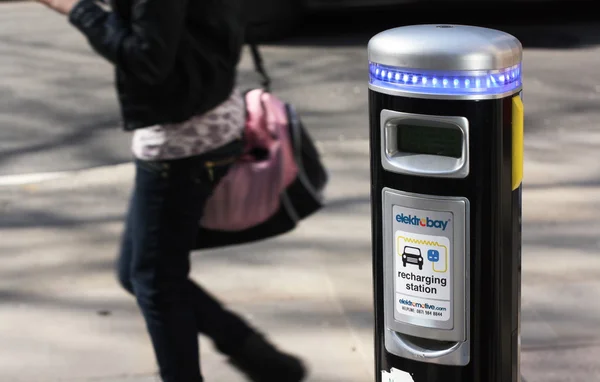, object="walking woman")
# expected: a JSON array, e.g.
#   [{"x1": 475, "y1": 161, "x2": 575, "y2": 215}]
[{"x1": 35, "y1": 0, "x2": 307, "y2": 381}]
